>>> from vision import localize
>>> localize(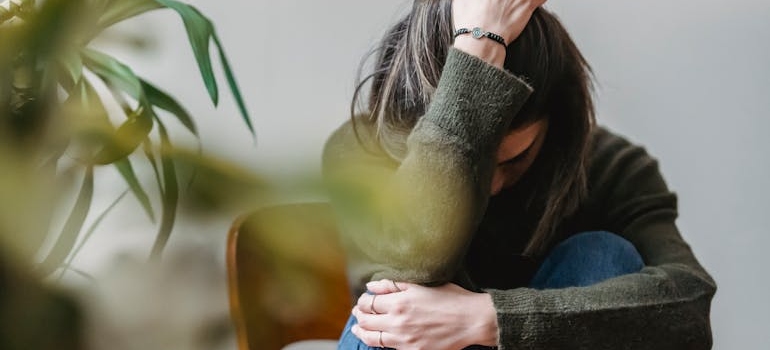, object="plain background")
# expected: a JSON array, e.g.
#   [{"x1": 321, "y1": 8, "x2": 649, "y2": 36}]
[{"x1": 70, "y1": 0, "x2": 769, "y2": 348}]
